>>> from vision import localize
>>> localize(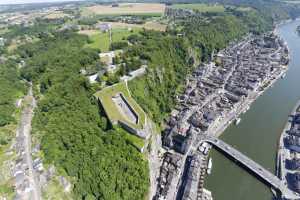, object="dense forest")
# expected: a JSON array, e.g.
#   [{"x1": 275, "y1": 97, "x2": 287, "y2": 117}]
[
  {"x1": 0, "y1": 59, "x2": 25, "y2": 127},
  {"x1": 19, "y1": 32, "x2": 149, "y2": 200},
  {"x1": 127, "y1": 31, "x2": 190, "y2": 123}
]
